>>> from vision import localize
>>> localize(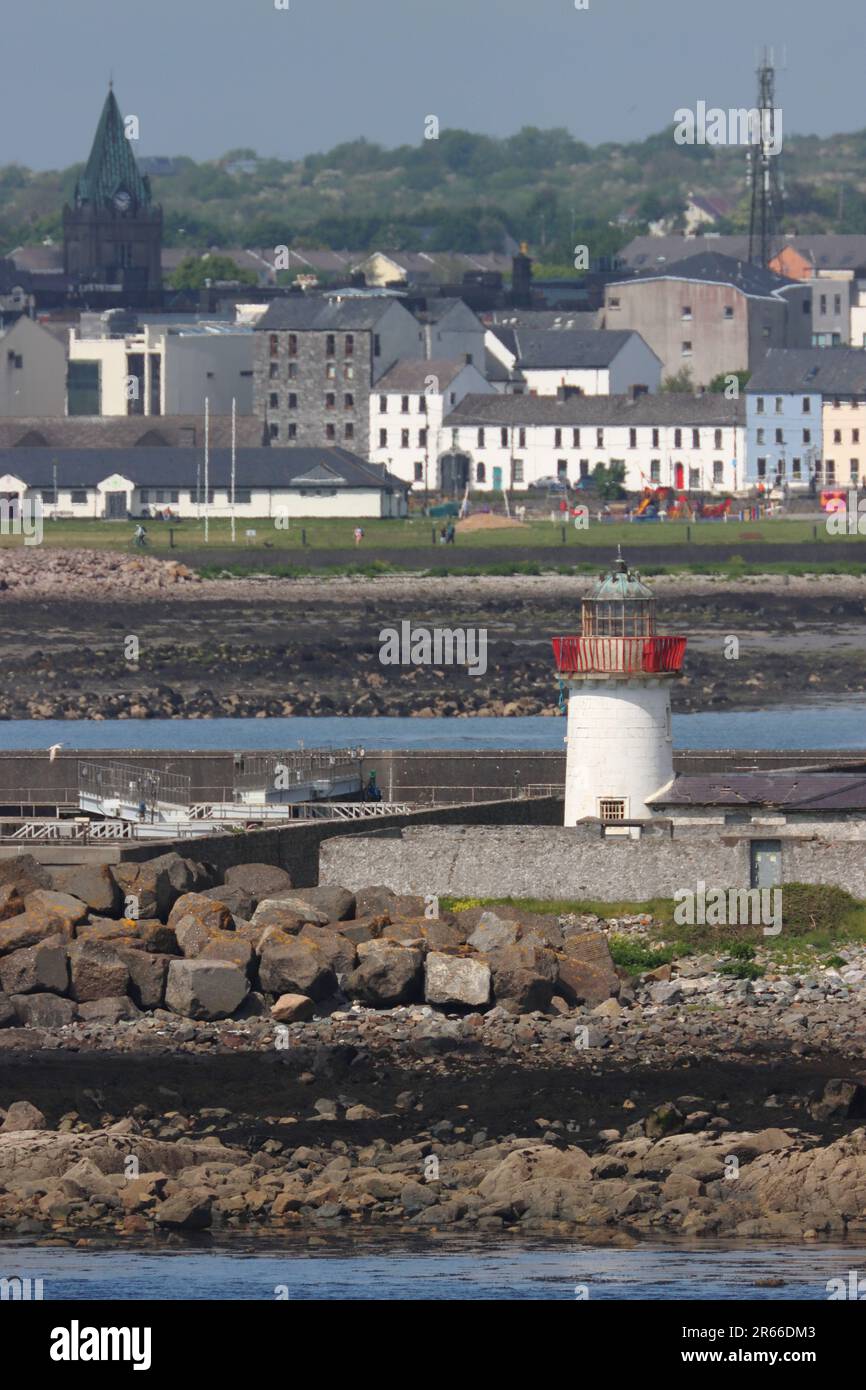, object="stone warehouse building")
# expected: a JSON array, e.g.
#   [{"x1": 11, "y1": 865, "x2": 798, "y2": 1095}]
[
  {"x1": 0, "y1": 447, "x2": 407, "y2": 520},
  {"x1": 441, "y1": 391, "x2": 745, "y2": 494},
  {"x1": 253, "y1": 296, "x2": 423, "y2": 453}
]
